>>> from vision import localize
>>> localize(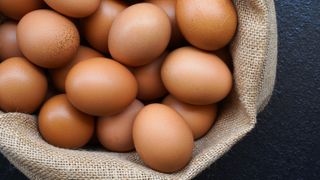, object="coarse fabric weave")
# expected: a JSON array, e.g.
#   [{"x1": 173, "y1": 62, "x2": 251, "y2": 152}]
[{"x1": 0, "y1": 0, "x2": 278, "y2": 179}]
